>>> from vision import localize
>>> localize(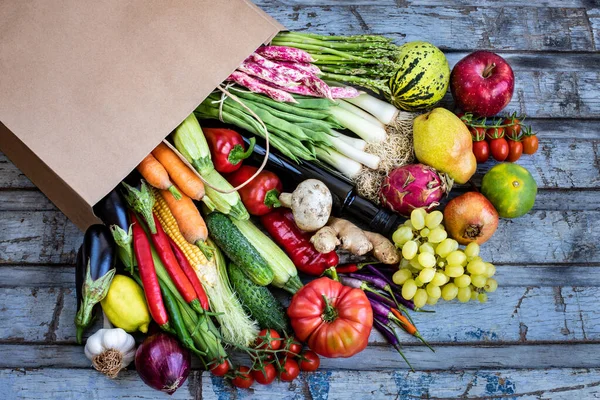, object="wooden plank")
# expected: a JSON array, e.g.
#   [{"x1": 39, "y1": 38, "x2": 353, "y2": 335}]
[
  {"x1": 0, "y1": 154, "x2": 34, "y2": 189},
  {"x1": 0, "y1": 191, "x2": 54, "y2": 211},
  {"x1": 1, "y1": 343, "x2": 599, "y2": 370},
  {"x1": 588, "y1": 8, "x2": 600, "y2": 51},
  {"x1": 2, "y1": 368, "x2": 600, "y2": 400},
  {"x1": 1, "y1": 284, "x2": 599, "y2": 344},
  {"x1": 3, "y1": 264, "x2": 600, "y2": 289},
  {"x1": 257, "y1": 0, "x2": 593, "y2": 8},
  {"x1": 1, "y1": 209, "x2": 596, "y2": 265},
  {"x1": 263, "y1": 6, "x2": 595, "y2": 52}
]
